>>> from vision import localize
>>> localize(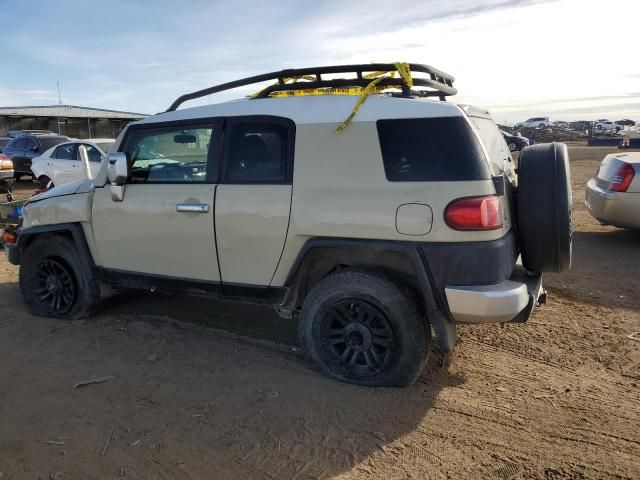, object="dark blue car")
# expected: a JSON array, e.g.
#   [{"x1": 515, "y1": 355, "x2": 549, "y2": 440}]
[{"x1": 2, "y1": 134, "x2": 70, "y2": 179}]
